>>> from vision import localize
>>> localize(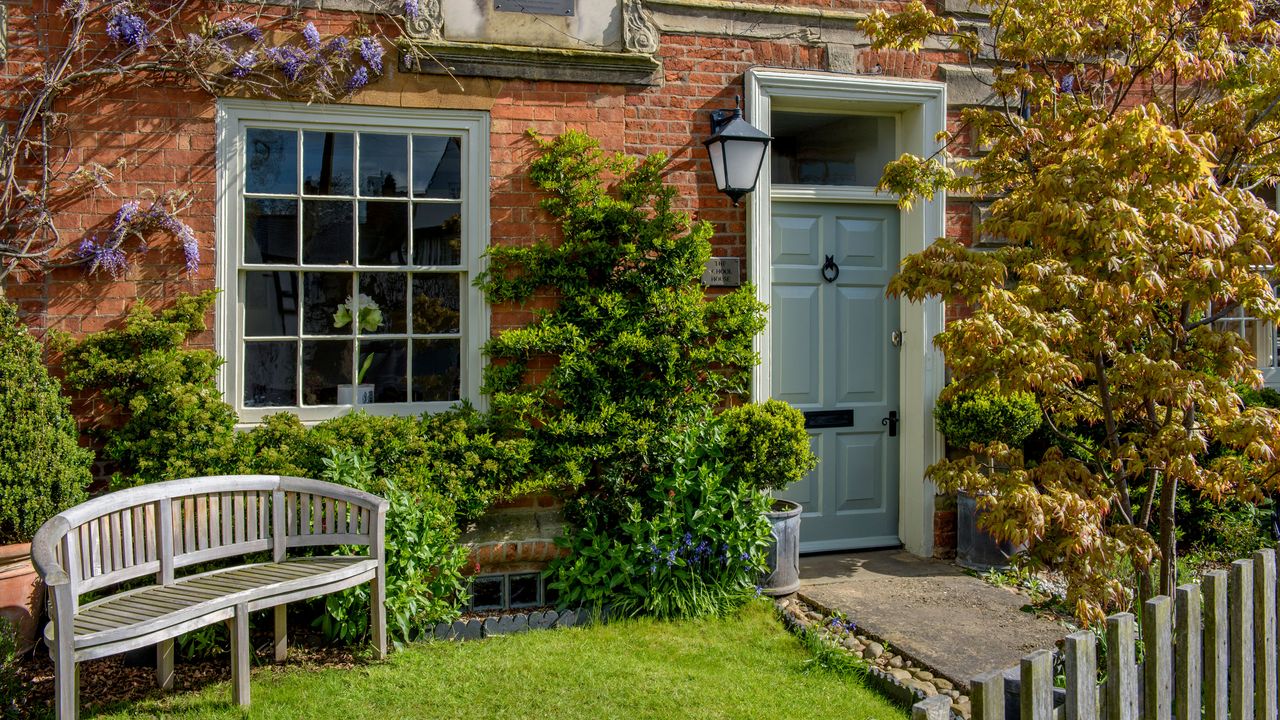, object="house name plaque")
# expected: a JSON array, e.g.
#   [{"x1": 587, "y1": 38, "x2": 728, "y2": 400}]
[{"x1": 703, "y1": 257, "x2": 742, "y2": 287}]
